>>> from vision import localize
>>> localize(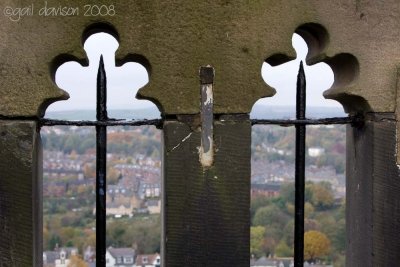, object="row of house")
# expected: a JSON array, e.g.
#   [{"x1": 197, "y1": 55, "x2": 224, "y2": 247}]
[
  {"x1": 43, "y1": 247, "x2": 79, "y2": 267},
  {"x1": 105, "y1": 181, "x2": 161, "y2": 218},
  {"x1": 107, "y1": 248, "x2": 160, "y2": 267},
  {"x1": 43, "y1": 152, "x2": 162, "y2": 216},
  {"x1": 251, "y1": 183, "x2": 281, "y2": 198},
  {"x1": 43, "y1": 246, "x2": 160, "y2": 267}
]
